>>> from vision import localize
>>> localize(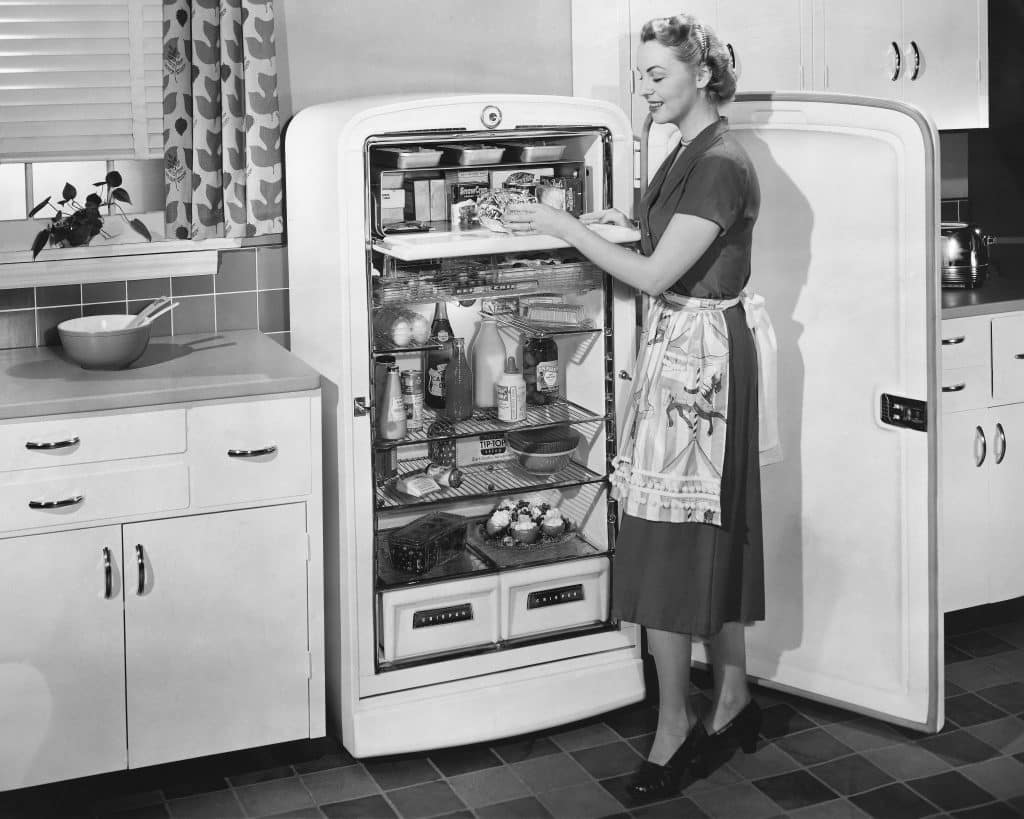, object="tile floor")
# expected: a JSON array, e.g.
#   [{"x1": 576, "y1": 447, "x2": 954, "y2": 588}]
[{"x1": 3, "y1": 598, "x2": 1023, "y2": 819}]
